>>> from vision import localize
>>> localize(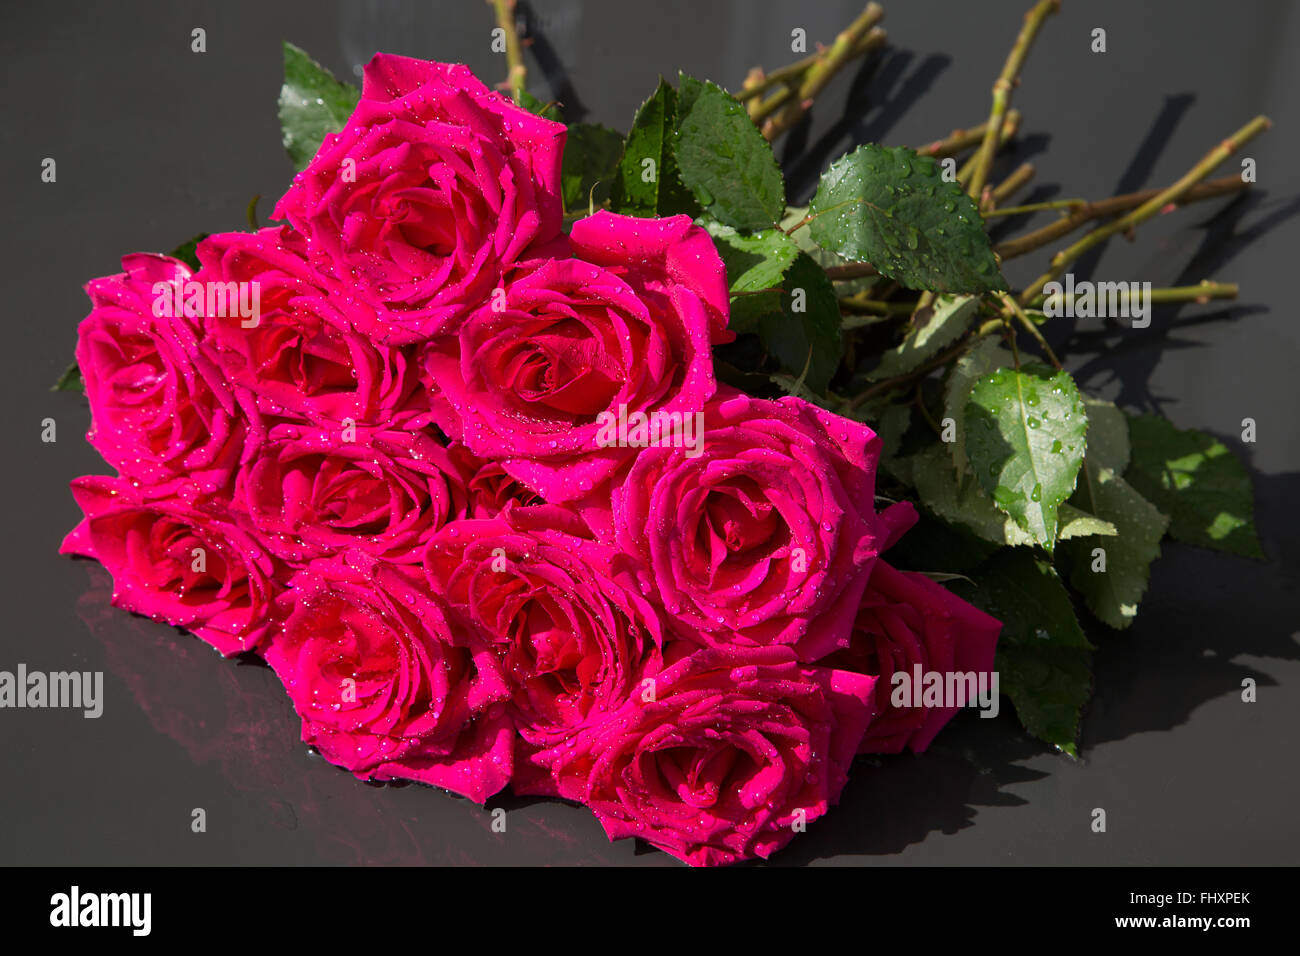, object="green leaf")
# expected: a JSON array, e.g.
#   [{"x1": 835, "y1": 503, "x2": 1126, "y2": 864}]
[
  {"x1": 867, "y1": 294, "x2": 978, "y2": 381},
  {"x1": 757, "y1": 253, "x2": 842, "y2": 394},
  {"x1": 674, "y1": 75, "x2": 785, "y2": 231},
  {"x1": 965, "y1": 364, "x2": 1088, "y2": 549},
  {"x1": 943, "y1": 335, "x2": 1015, "y2": 476},
  {"x1": 1057, "y1": 506, "x2": 1119, "y2": 540},
  {"x1": 1123, "y1": 414, "x2": 1263, "y2": 558},
  {"x1": 52, "y1": 362, "x2": 83, "y2": 393},
  {"x1": 703, "y1": 220, "x2": 799, "y2": 294},
  {"x1": 1082, "y1": 397, "x2": 1130, "y2": 473},
  {"x1": 782, "y1": 206, "x2": 878, "y2": 297},
  {"x1": 168, "y1": 233, "x2": 210, "y2": 272},
  {"x1": 610, "y1": 79, "x2": 697, "y2": 217},
  {"x1": 953, "y1": 550, "x2": 1093, "y2": 754},
  {"x1": 808, "y1": 144, "x2": 1006, "y2": 293},
  {"x1": 561, "y1": 124, "x2": 624, "y2": 212},
  {"x1": 728, "y1": 290, "x2": 781, "y2": 336},
  {"x1": 516, "y1": 89, "x2": 564, "y2": 123},
  {"x1": 910, "y1": 444, "x2": 1113, "y2": 547},
  {"x1": 1064, "y1": 462, "x2": 1170, "y2": 629},
  {"x1": 279, "y1": 42, "x2": 361, "y2": 171}
]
